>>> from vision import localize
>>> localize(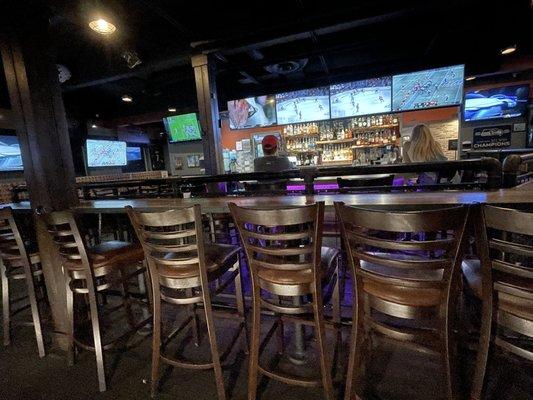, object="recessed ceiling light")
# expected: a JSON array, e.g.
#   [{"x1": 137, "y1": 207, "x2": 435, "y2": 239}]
[
  {"x1": 91, "y1": 124, "x2": 97, "y2": 128},
  {"x1": 465, "y1": 76, "x2": 476, "y2": 81},
  {"x1": 500, "y1": 45, "x2": 516, "y2": 55},
  {"x1": 121, "y1": 94, "x2": 133, "y2": 102},
  {"x1": 168, "y1": 107, "x2": 177, "y2": 112},
  {"x1": 89, "y1": 19, "x2": 117, "y2": 35}
]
